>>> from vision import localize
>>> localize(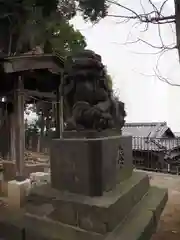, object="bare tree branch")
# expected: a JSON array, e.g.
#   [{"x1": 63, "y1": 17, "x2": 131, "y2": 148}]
[
  {"x1": 160, "y1": 0, "x2": 169, "y2": 13},
  {"x1": 133, "y1": 48, "x2": 180, "y2": 87},
  {"x1": 107, "y1": 0, "x2": 175, "y2": 24},
  {"x1": 106, "y1": 0, "x2": 179, "y2": 87},
  {"x1": 153, "y1": 48, "x2": 180, "y2": 87},
  {"x1": 112, "y1": 37, "x2": 176, "y2": 50}
]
